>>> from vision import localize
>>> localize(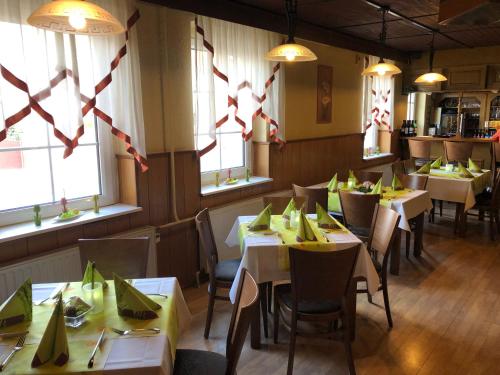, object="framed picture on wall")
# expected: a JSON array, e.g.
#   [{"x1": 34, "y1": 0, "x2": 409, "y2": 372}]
[{"x1": 317, "y1": 65, "x2": 333, "y2": 124}]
